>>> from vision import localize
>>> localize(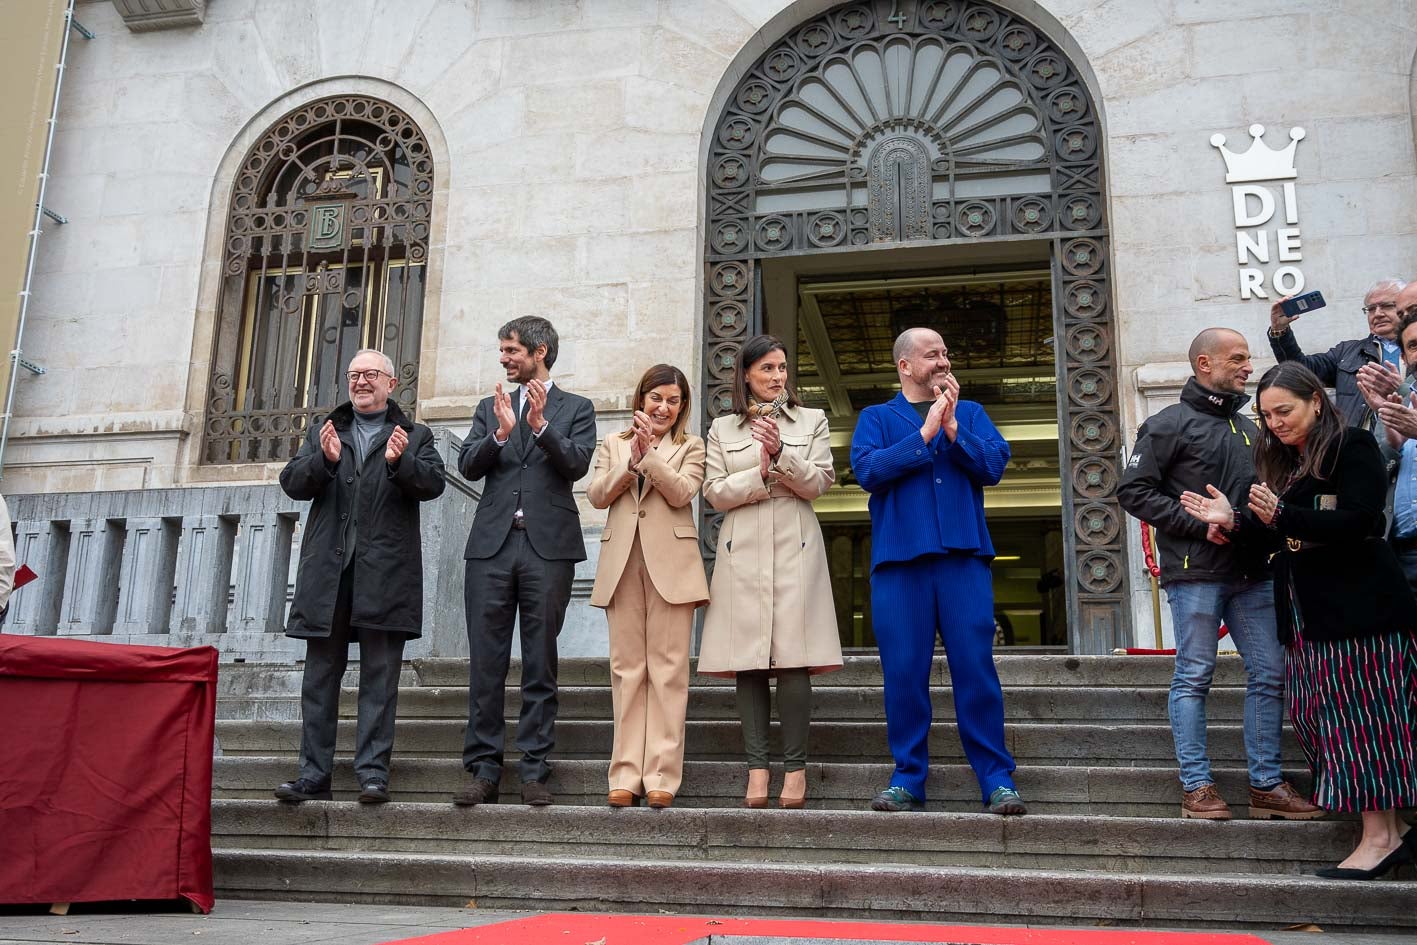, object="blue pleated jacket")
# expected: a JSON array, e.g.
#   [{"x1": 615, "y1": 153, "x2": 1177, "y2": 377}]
[{"x1": 849, "y1": 392, "x2": 1010, "y2": 573}]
